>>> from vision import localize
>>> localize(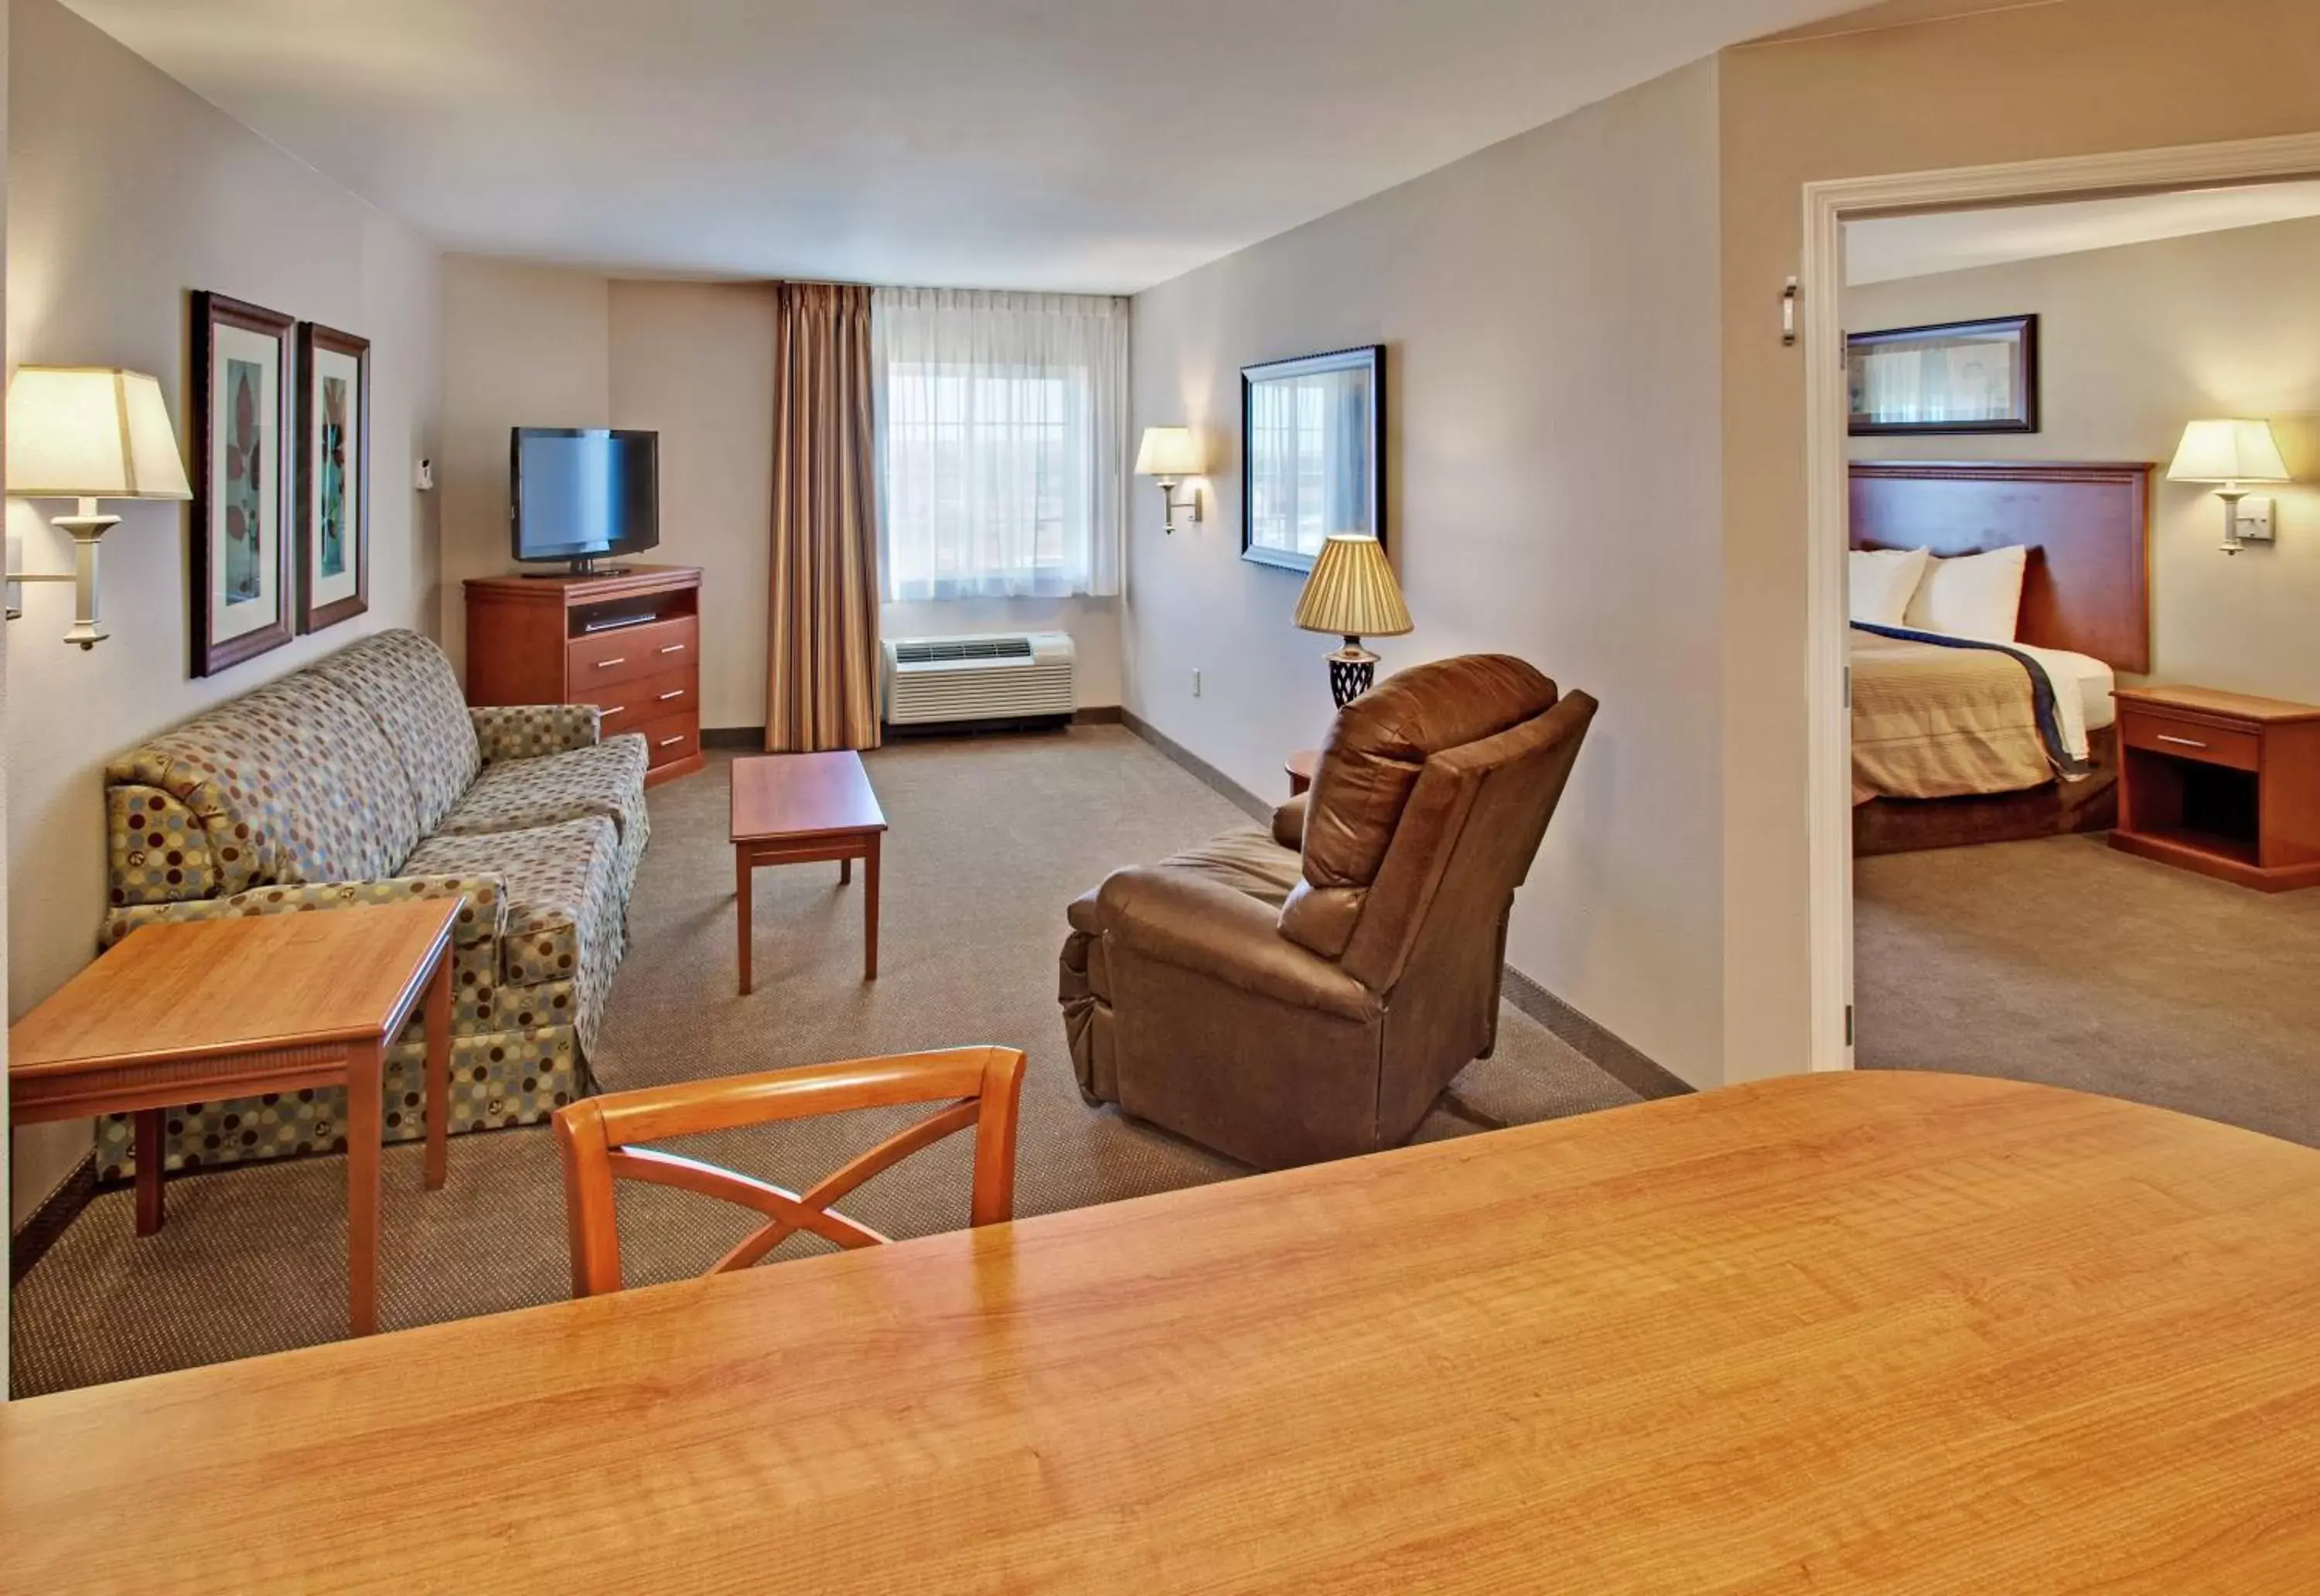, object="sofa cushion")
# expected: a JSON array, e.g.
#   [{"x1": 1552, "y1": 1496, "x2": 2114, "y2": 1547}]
[
  {"x1": 108, "y1": 670, "x2": 422, "y2": 895},
  {"x1": 309, "y1": 629, "x2": 483, "y2": 834},
  {"x1": 432, "y1": 734, "x2": 650, "y2": 845},
  {"x1": 403, "y1": 816, "x2": 618, "y2": 990}
]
